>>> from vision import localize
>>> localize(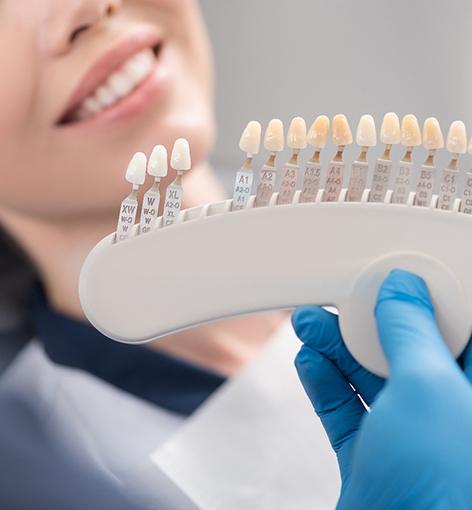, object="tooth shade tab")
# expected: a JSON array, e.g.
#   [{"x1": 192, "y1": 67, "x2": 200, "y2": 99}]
[
  {"x1": 356, "y1": 115, "x2": 377, "y2": 147},
  {"x1": 447, "y1": 121, "x2": 467, "y2": 154},
  {"x1": 401, "y1": 114, "x2": 421, "y2": 147},
  {"x1": 423, "y1": 117, "x2": 444, "y2": 150},
  {"x1": 171, "y1": 138, "x2": 192, "y2": 171},
  {"x1": 125, "y1": 152, "x2": 147, "y2": 186},
  {"x1": 380, "y1": 112, "x2": 401, "y2": 145},
  {"x1": 239, "y1": 121, "x2": 262, "y2": 154},
  {"x1": 148, "y1": 145, "x2": 168, "y2": 178},
  {"x1": 264, "y1": 119, "x2": 285, "y2": 152},
  {"x1": 332, "y1": 114, "x2": 353, "y2": 146},
  {"x1": 307, "y1": 115, "x2": 330, "y2": 148},
  {"x1": 287, "y1": 117, "x2": 307, "y2": 150}
]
